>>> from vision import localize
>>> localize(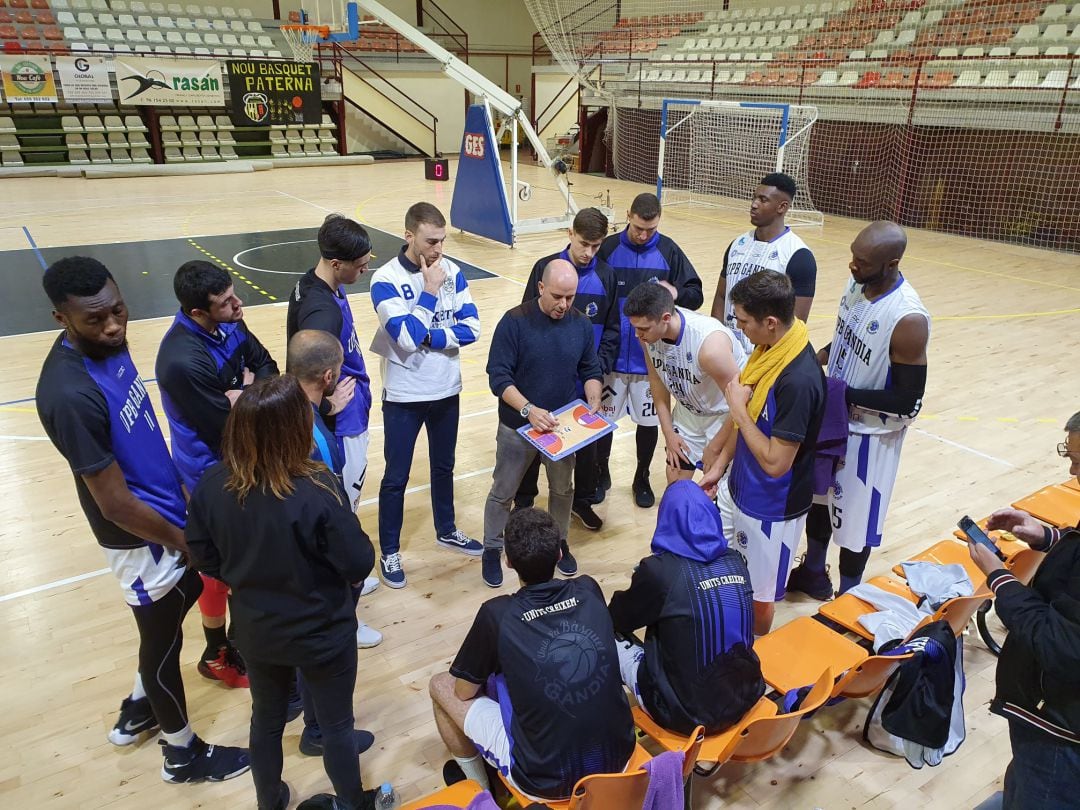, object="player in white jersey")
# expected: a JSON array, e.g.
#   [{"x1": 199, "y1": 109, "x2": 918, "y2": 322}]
[
  {"x1": 710, "y1": 172, "x2": 817, "y2": 355},
  {"x1": 624, "y1": 283, "x2": 746, "y2": 487},
  {"x1": 787, "y1": 221, "x2": 930, "y2": 600}
]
